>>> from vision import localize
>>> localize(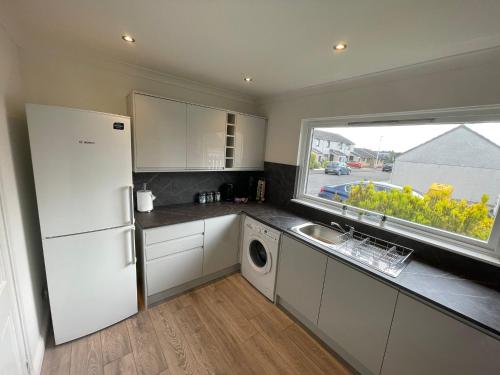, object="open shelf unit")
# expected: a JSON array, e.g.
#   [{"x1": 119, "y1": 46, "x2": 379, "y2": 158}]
[{"x1": 225, "y1": 113, "x2": 236, "y2": 168}]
